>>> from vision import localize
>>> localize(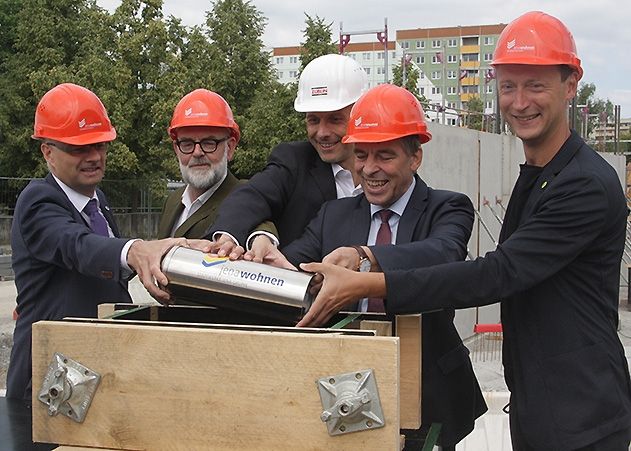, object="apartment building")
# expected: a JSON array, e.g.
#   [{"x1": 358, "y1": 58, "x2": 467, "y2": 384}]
[{"x1": 269, "y1": 22, "x2": 505, "y2": 125}]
